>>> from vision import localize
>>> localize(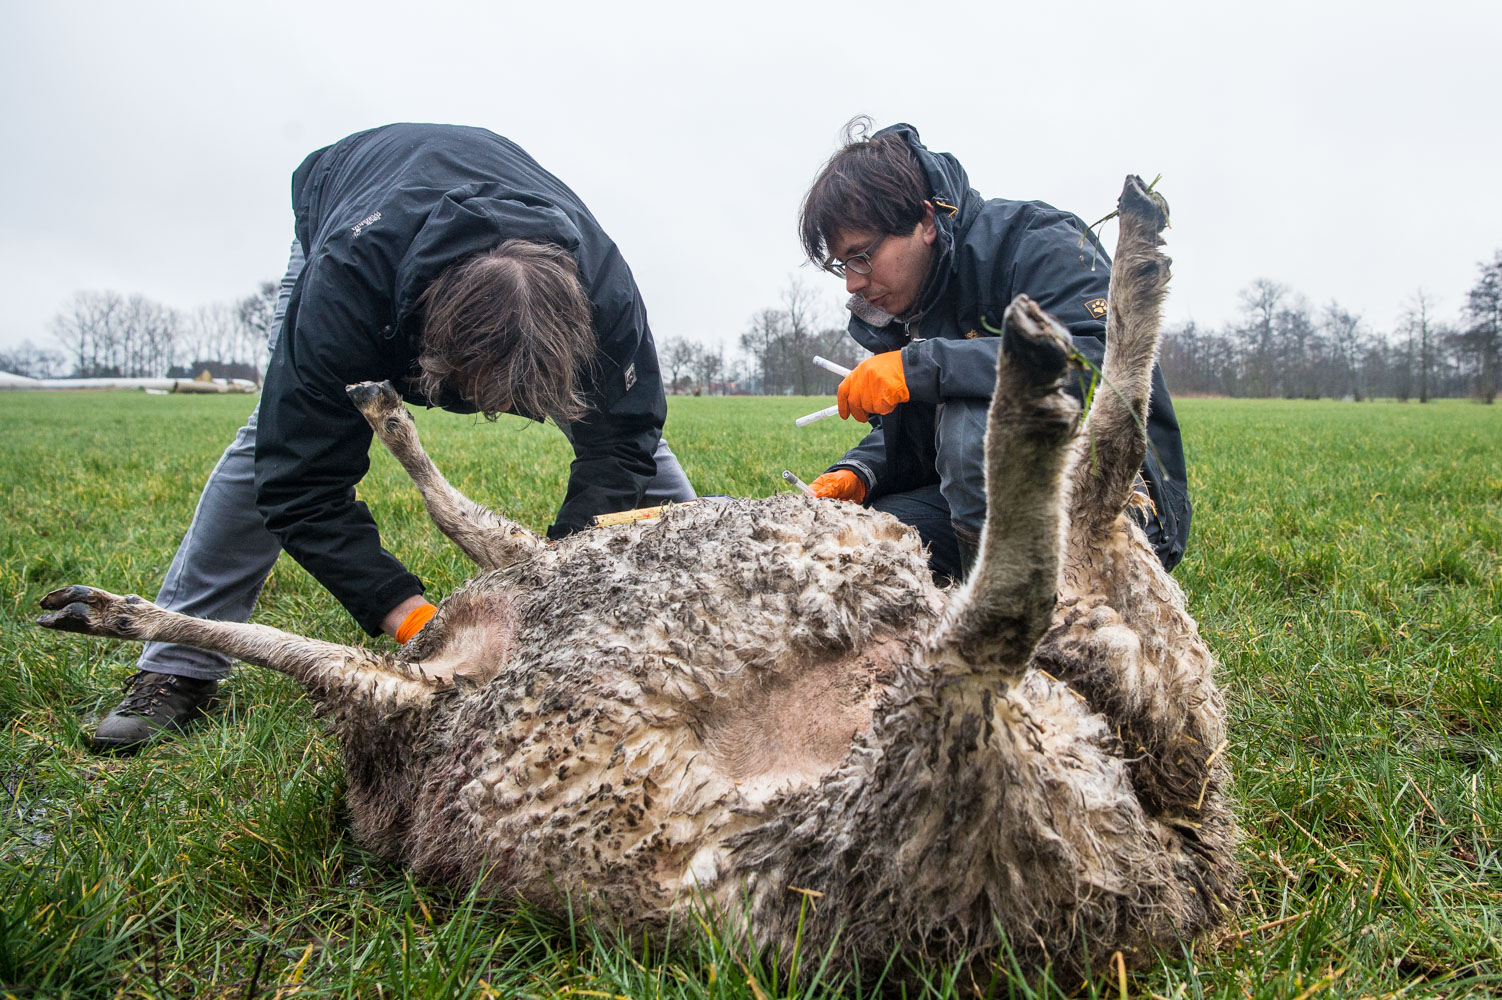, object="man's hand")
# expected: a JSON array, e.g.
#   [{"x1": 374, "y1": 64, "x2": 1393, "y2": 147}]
[
  {"x1": 809, "y1": 470, "x2": 867, "y2": 504},
  {"x1": 384, "y1": 596, "x2": 437, "y2": 643},
  {"x1": 837, "y1": 351, "x2": 909, "y2": 422}
]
